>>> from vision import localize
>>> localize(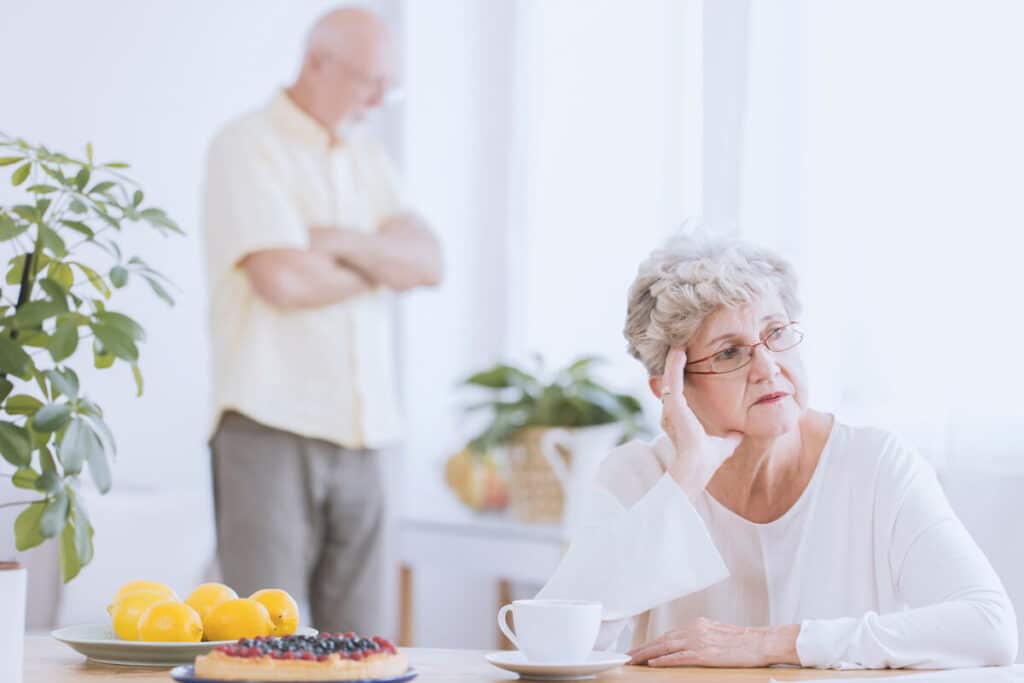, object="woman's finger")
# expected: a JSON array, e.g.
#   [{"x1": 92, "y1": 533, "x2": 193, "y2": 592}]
[
  {"x1": 647, "y1": 650, "x2": 702, "y2": 667},
  {"x1": 627, "y1": 638, "x2": 686, "y2": 664},
  {"x1": 661, "y1": 348, "x2": 687, "y2": 399}
]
